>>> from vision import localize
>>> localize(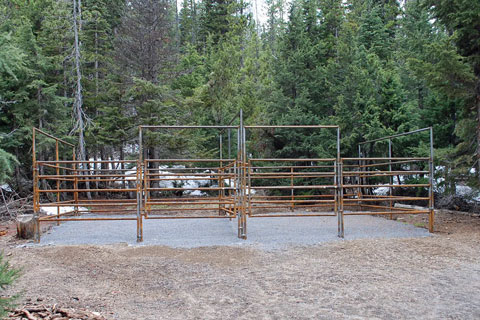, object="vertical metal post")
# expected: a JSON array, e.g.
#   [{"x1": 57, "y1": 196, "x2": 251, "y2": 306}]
[
  {"x1": 388, "y1": 139, "x2": 393, "y2": 220},
  {"x1": 143, "y1": 160, "x2": 149, "y2": 218},
  {"x1": 357, "y1": 144, "x2": 362, "y2": 208},
  {"x1": 228, "y1": 128, "x2": 233, "y2": 218},
  {"x1": 237, "y1": 125, "x2": 242, "y2": 238},
  {"x1": 339, "y1": 160, "x2": 345, "y2": 238},
  {"x1": 32, "y1": 128, "x2": 37, "y2": 214},
  {"x1": 233, "y1": 159, "x2": 237, "y2": 220},
  {"x1": 32, "y1": 128, "x2": 40, "y2": 242},
  {"x1": 219, "y1": 134, "x2": 223, "y2": 163},
  {"x1": 136, "y1": 159, "x2": 143, "y2": 242},
  {"x1": 334, "y1": 159, "x2": 338, "y2": 225},
  {"x1": 237, "y1": 109, "x2": 247, "y2": 239},
  {"x1": 429, "y1": 127, "x2": 435, "y2": 232},
  {"x1": 228, "y1": 128, "x2": 231, "y2": 160},
  {"x1": 219, "y1": 134, "x2": 224, "y2": 215},
  {"x1": 56, "y1": 140, "x2": 60, "y2": 225},
  {"x1": 73, "y1": 148, "x2": 78, "y2": 216},
  {"x1": 139, "y1": 126, "x2": 143, "y2": 162},
  {"x1": 139, "y1": 127, "x2": 149, "y2": 218},
  {"x1": 242, "y1": 124, "x2": 247, "y2": 238},
  {"x1": 248, "y1": 159, "x2": 252, "y2": 217},
  {"x1": 337, "y1": 128, "x2": 344, "y2": 238},
  {"x1": 236, "y1": 126, "x2": 240, "y2": 221},
  {"x1": 290, "y1": 166, "x2": 294, "y2": 211},
  {"x1": 138, "y1": 128, "x2": 143, "y2": 220}
]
